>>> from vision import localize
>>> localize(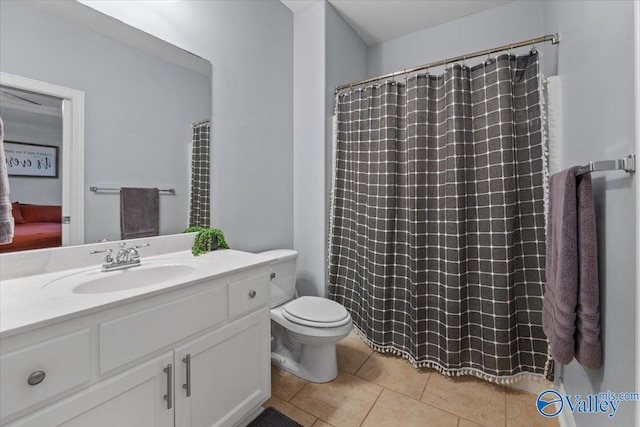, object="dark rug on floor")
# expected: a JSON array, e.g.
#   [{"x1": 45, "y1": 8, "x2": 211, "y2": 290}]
[{"x1": 247, "y1": 407, "x2": 303, "y2": 427}]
